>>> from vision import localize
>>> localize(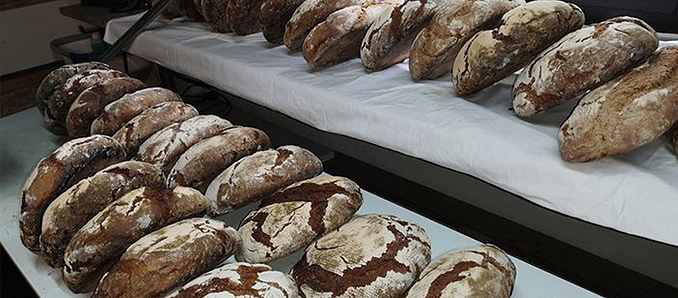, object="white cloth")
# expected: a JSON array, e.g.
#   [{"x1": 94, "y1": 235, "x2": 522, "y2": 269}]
[{"x1": 106, "y1": 14, "x2": 678, "y2": 246}]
